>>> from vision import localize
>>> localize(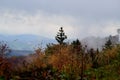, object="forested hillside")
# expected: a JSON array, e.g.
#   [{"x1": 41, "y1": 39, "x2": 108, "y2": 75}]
[{"x1": 0, "y1": 27, "x2": 120, "y2": 80}]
